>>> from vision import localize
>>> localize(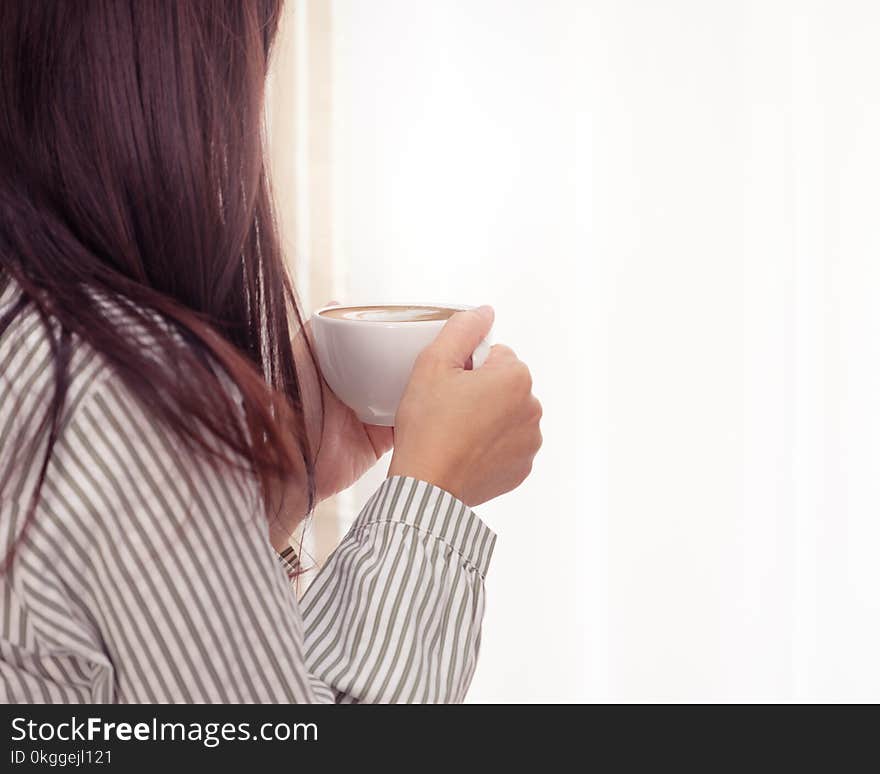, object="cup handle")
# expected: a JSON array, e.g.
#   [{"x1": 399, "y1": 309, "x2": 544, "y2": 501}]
[{"x1": 472, "y1": 337, "x2": 491, "y2": 369}]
